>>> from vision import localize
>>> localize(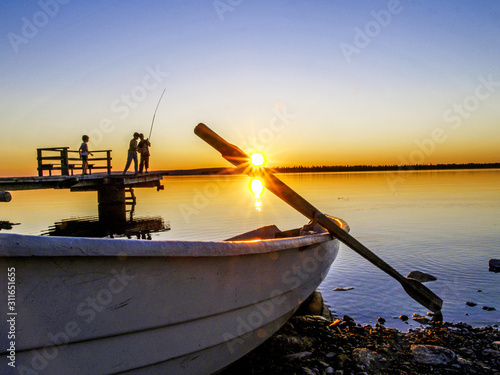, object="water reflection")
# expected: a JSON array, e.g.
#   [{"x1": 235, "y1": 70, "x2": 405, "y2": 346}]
[
  {"x1": 42, "y1": 208, "x2": 170, "y2": 239},
  {"x1": 250, "y1": 178, "x2": 264, "y2": 211},
  {"x1": 0, "y1": 221, "x2": 20, "y2": 231},
  {"x1": 254, "y1": 199, "x2": 262, "y2": 212},
  {"x1": 250, "y1": 178, "x2": 264, "y2": 198}
]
